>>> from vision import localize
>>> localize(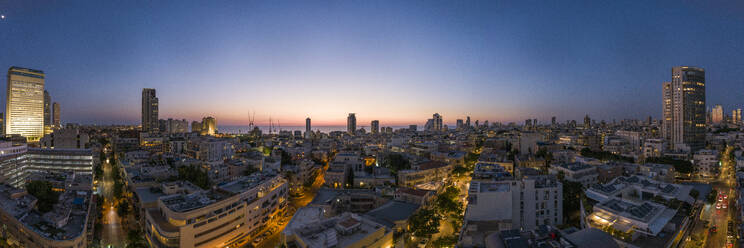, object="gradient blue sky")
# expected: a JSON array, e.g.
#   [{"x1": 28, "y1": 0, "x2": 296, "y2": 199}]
[{"x1": 1, "y1": 0, "x2": 743, "y2": 126}]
